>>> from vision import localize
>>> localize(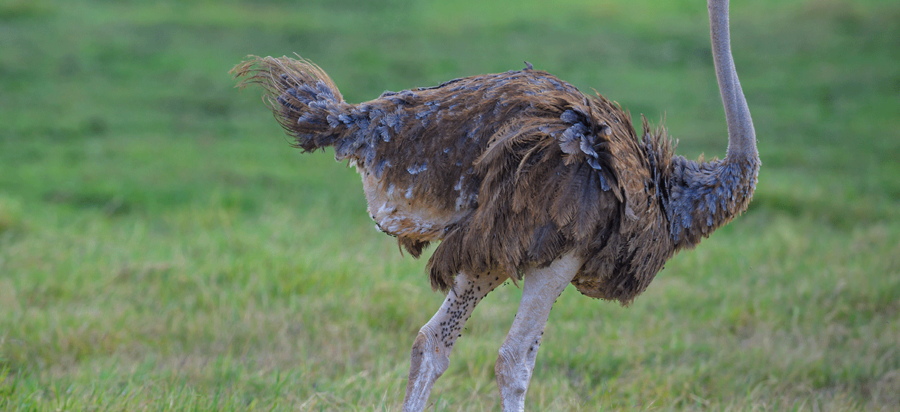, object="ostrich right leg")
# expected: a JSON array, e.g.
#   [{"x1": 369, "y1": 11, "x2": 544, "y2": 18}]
[
  {"x1": 402, "y1": 270, "x2": 507, "y2": 411},
  {"x1": 494, "y1": 253, "x2": 581, "y2": 412}
]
